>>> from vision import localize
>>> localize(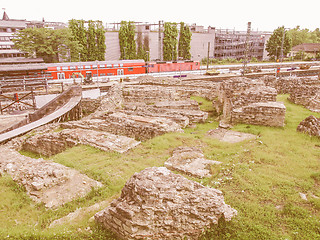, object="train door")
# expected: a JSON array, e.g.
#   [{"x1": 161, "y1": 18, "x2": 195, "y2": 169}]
[
  {"x1": 57, "y1": 72, "x2": 65, "y2": 79},
  {"x1": 117, "y1": 69, "x2": 124, "y2": 75}
]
